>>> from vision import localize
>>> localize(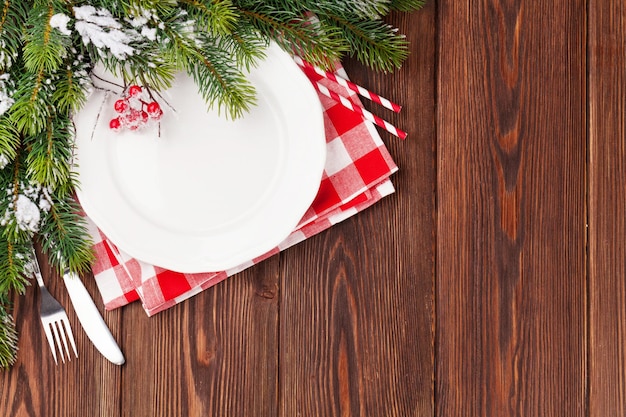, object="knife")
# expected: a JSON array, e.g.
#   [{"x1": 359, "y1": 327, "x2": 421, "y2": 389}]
[{"x1": 62, "y1": 269, "x2": 125, "y2": 365}]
